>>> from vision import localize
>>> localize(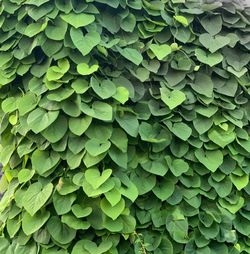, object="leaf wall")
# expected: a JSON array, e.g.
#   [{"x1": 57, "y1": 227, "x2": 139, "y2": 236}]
[{"x1": 0, "y1": 0, "x2": 249, "y2": 253}]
